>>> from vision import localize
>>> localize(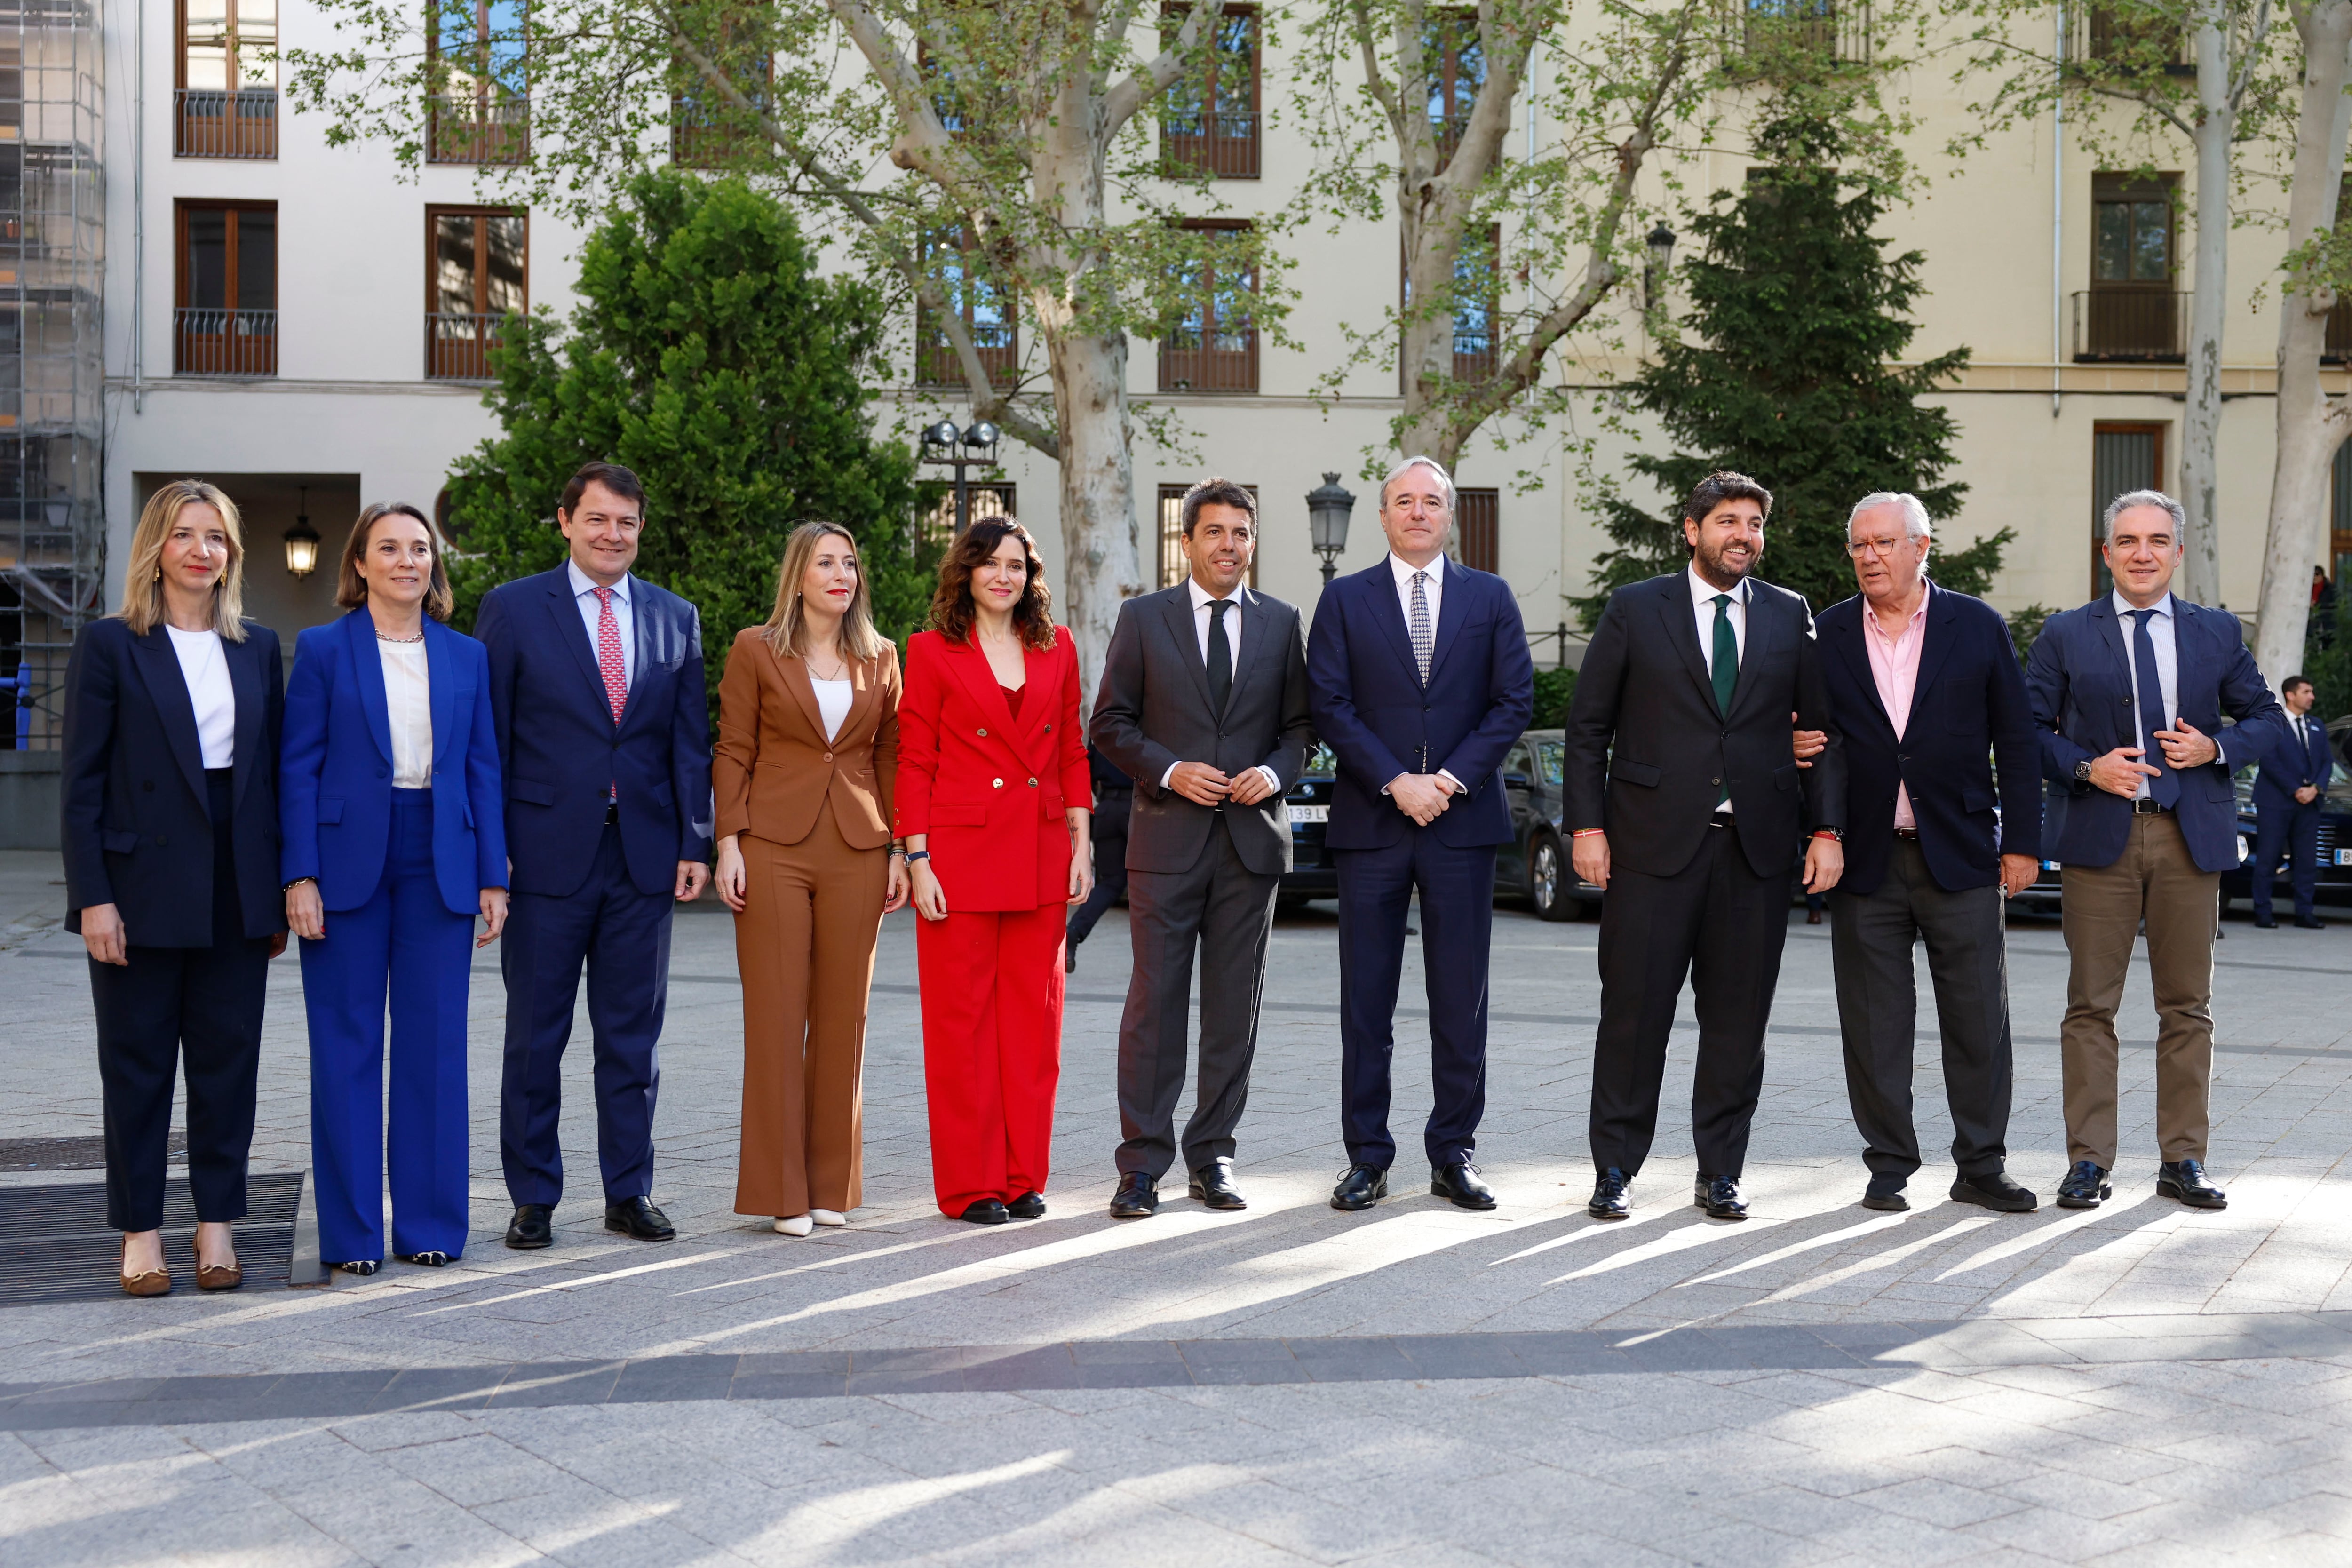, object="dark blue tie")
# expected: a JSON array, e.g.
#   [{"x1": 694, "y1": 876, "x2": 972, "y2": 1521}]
[{"x1": 2129, "y1": 608, "x2": 2180, "y2": 808}]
